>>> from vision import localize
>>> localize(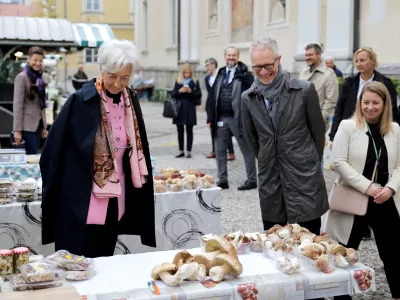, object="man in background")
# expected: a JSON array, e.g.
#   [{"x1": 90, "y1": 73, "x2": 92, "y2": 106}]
[
  {"x1": 204, "y1": 58, "x2": 235, "y2": 160},
  {"x1": 72, "y1": 64, "x2": 88, "y2": 91},
  {"x1": 298, "y1": 44, "x2": 339, "y2": 130},
  {"x1": 325, "y1": 56, "x2": 343, "y2": 78}
]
